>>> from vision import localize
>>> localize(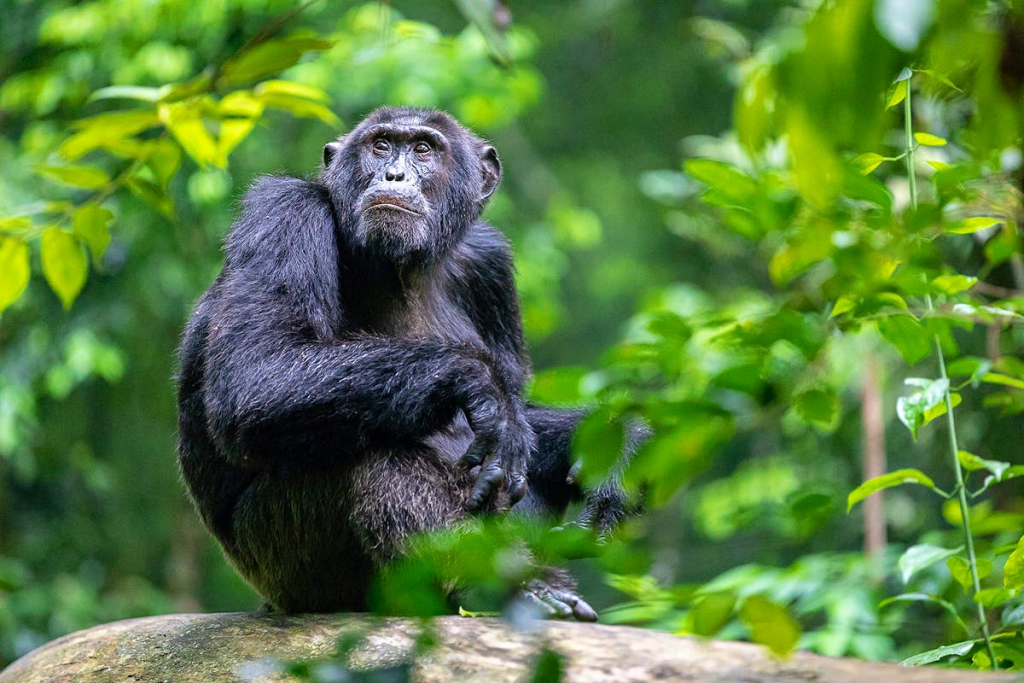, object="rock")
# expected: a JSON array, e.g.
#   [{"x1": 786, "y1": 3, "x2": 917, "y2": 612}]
[{"x1": 0, "y1": 612, "x2": 1013, "y2": 683}]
